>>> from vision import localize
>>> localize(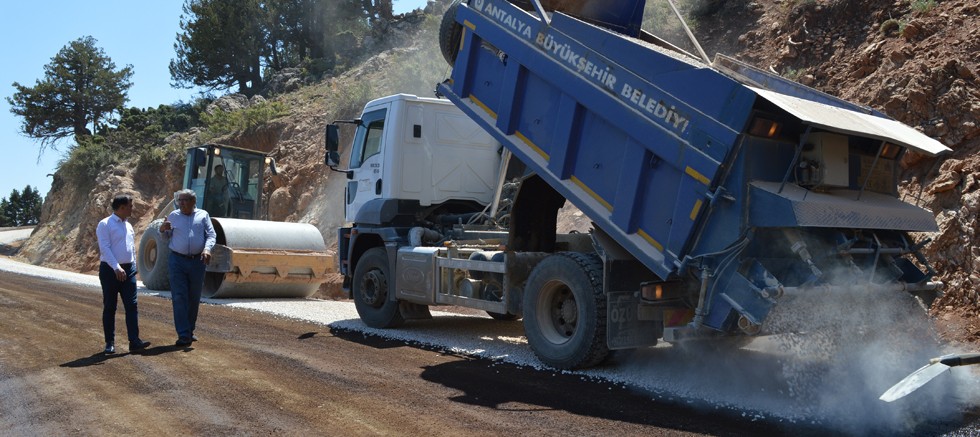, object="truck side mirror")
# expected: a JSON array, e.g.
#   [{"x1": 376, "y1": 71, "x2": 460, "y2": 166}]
[{"x1": 325, "y1": 125, "x2": 341, "y2": 168}]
